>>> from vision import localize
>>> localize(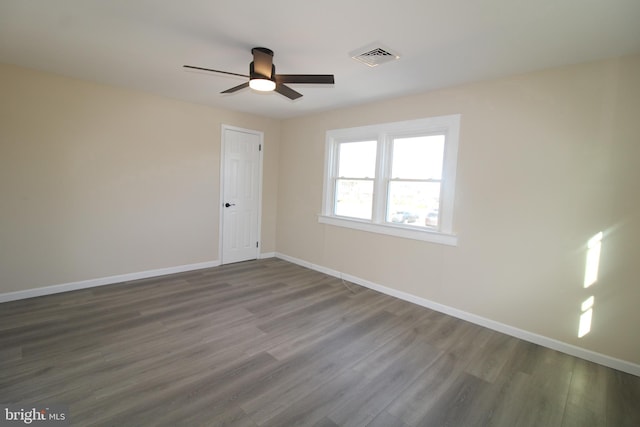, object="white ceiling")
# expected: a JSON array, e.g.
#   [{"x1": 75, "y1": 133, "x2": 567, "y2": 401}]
[{"x1": 1, "y1": 0, "x2": 639, "y2": 119}]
